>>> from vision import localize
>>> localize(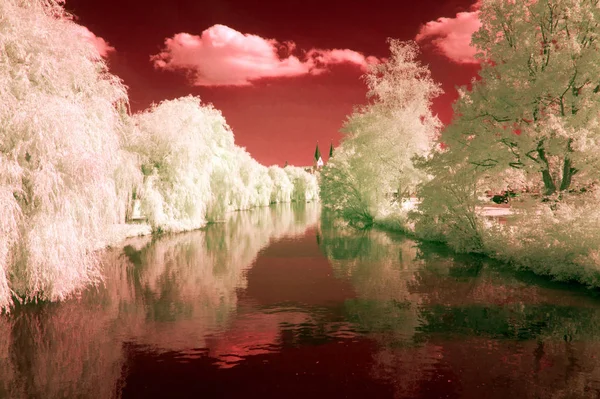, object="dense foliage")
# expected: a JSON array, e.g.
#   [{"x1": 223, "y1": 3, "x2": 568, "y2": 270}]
[
  {"x1": 320, "y1": 40, "x2": 442, "y2": 228},
  {"x1": 325, "y1": 0, "x2": 600, "y2": 286},
  {"x1": 413, "y1": 0, "x2": 600, "y2": 281},
  {"x1": 0, "y1": 0, "x2": 318, "y2": 310},
  {"x1": 461, "y1": 0, "x2": 600, "y2": 195},
  {"x1": 0, "y1": 0, "x2": 140, "y2": 309}
]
